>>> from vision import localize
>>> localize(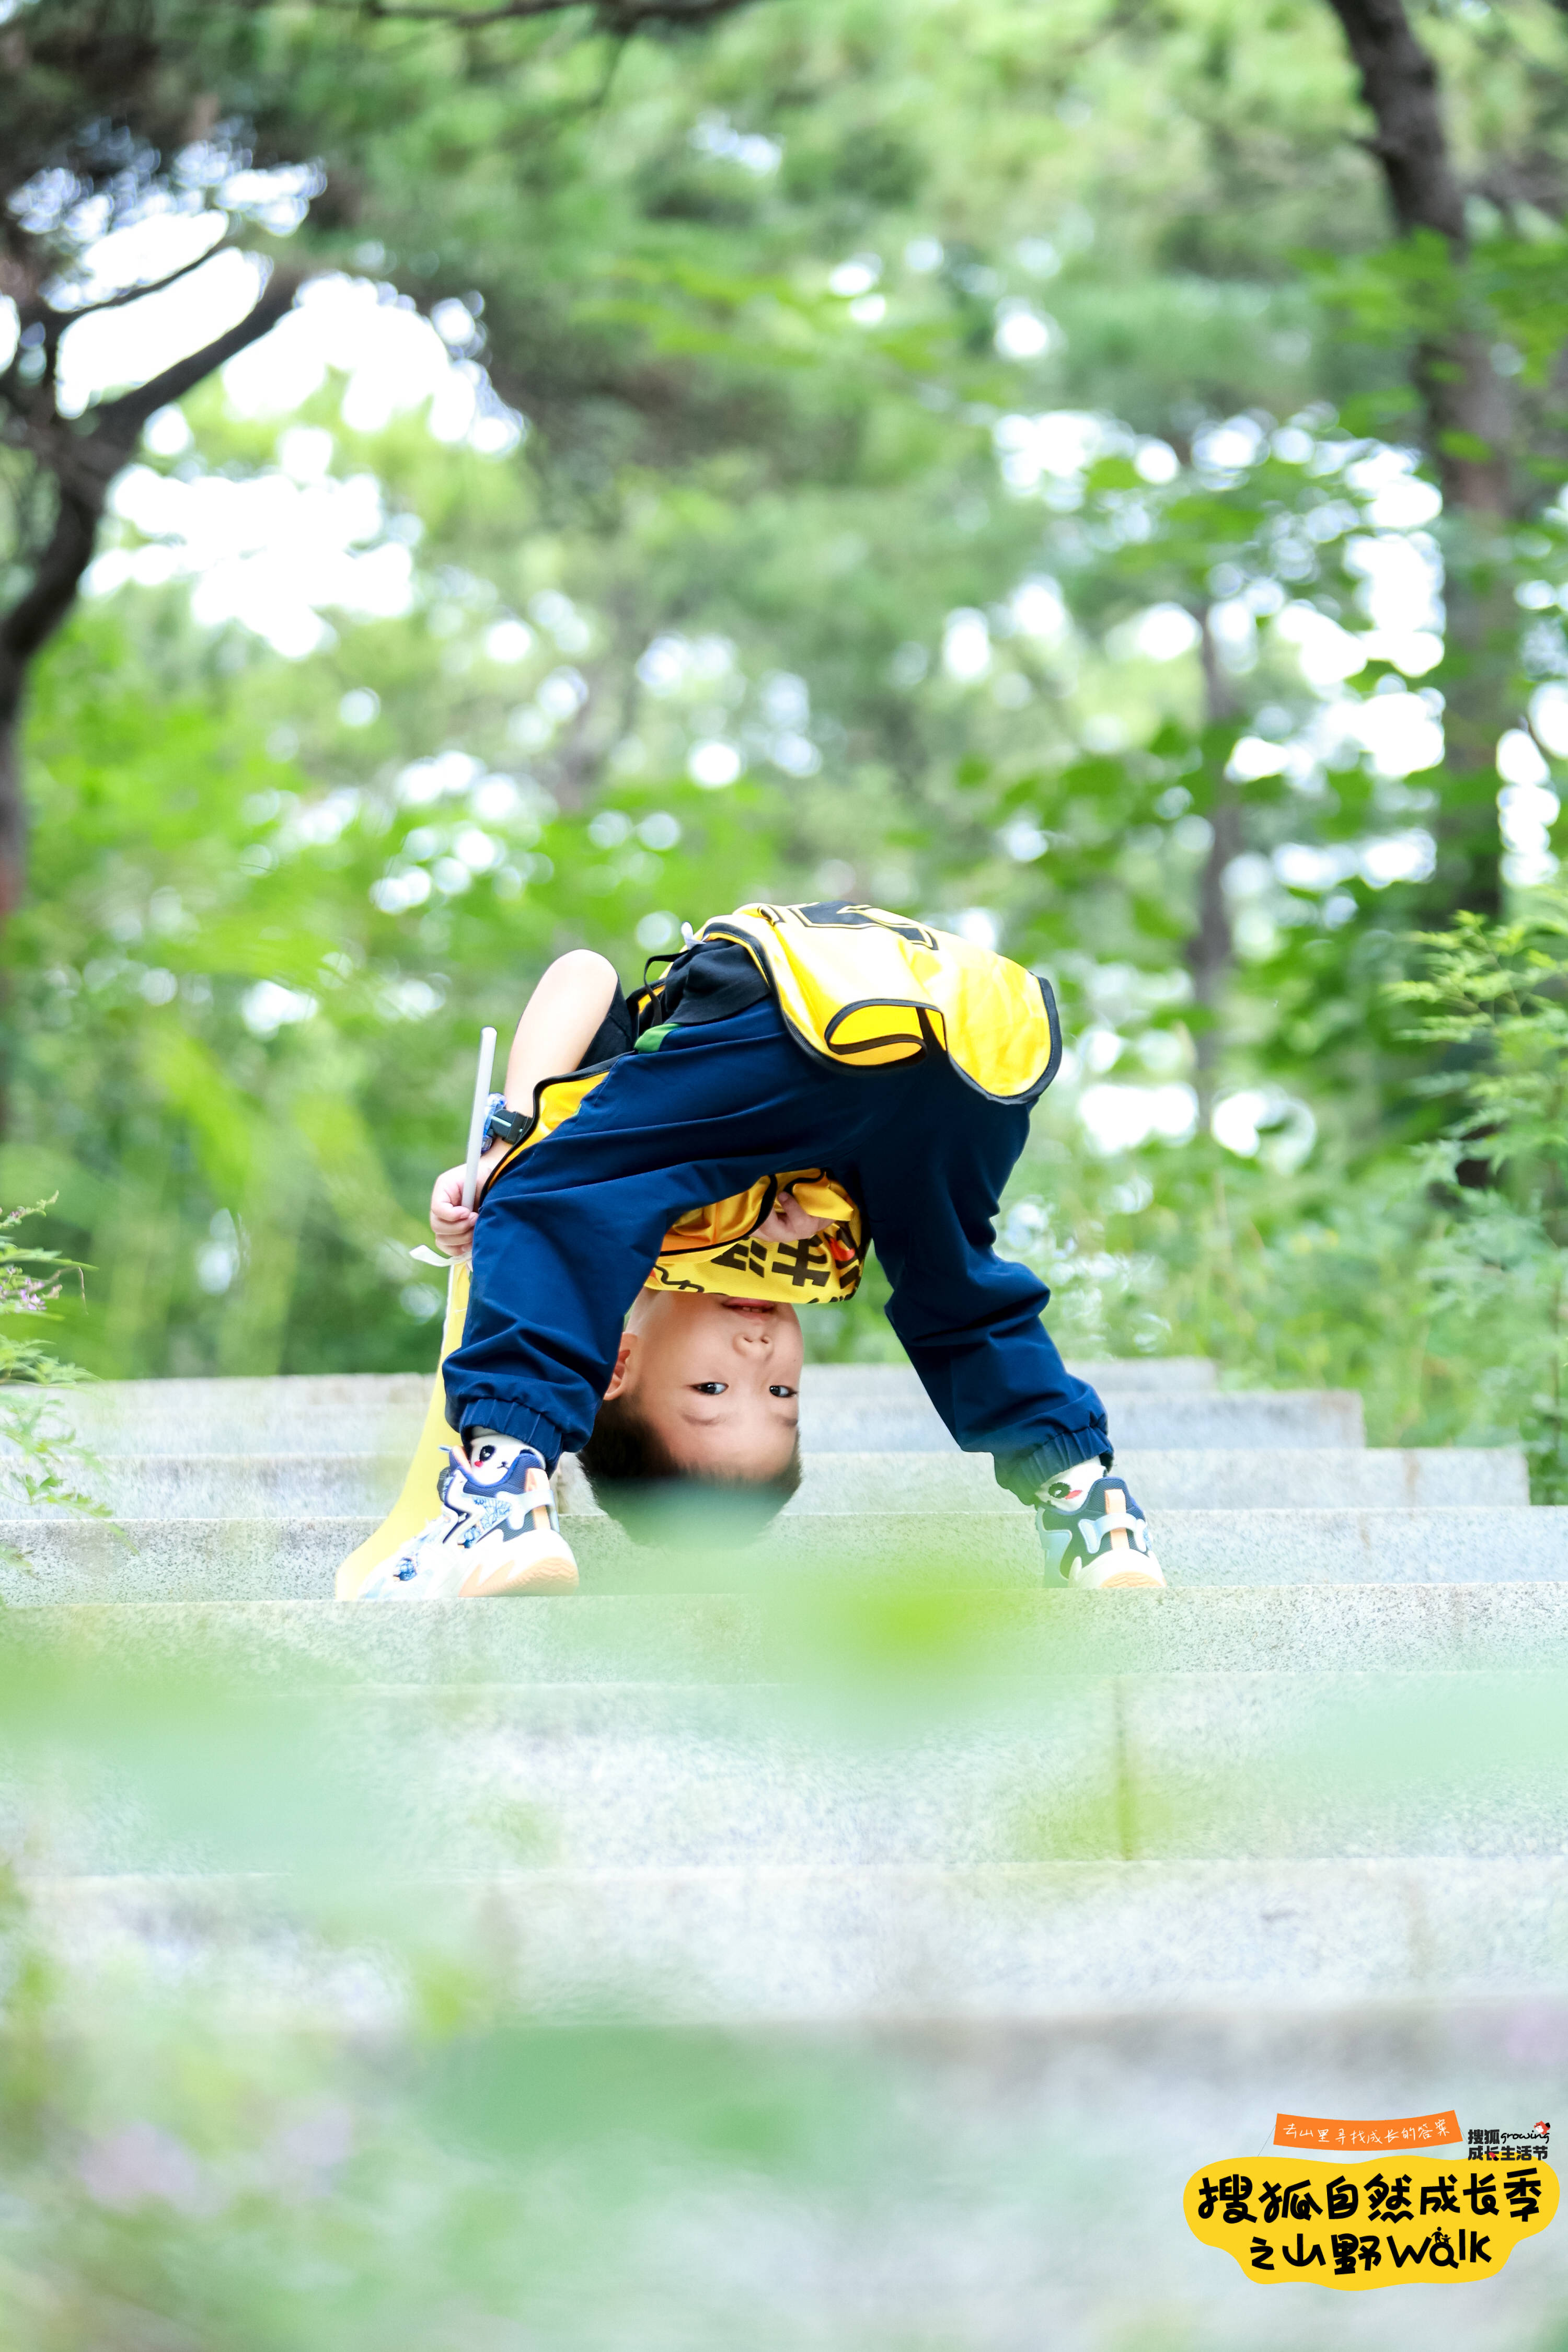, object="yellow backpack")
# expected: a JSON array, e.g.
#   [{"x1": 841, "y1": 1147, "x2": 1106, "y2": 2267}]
[{"x1": 686, "y1": 900, "x2": 1061, "y2": 1102}]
